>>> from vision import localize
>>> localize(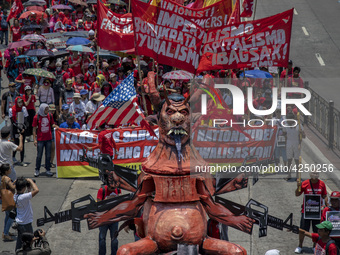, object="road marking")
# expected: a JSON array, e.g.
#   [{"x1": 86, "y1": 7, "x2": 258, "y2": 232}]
[
  {"x1": 302, "y1": 26, "x2": 309, "y2": 36},
  {"x1": 315, "y1": 53, "x2": 326, "y2": 66},
  {"x1": 326, "y1": 183, "x2": 332, "y2": 196},
  {"x1": 294, "y1": 8, "x2": 298, "y2": 15}
]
